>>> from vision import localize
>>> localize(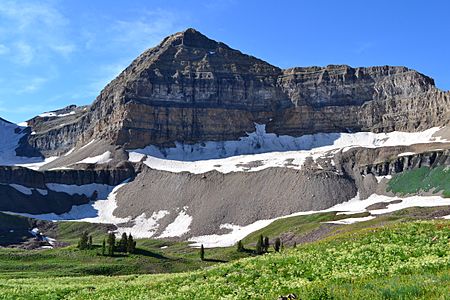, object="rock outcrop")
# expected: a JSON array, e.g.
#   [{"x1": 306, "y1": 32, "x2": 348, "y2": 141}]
[
  {"x1": 20, "y1": 28, "x2": 449, "y2": 155},
  {"x1": 0, "y1": 164, "x2": 135, "y2": 188}
]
